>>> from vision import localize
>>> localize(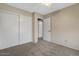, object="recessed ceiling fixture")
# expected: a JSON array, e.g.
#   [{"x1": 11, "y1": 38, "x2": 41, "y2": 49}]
[{"x1": 42, "y1": 3, "x2": 52, "y2": 7}]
